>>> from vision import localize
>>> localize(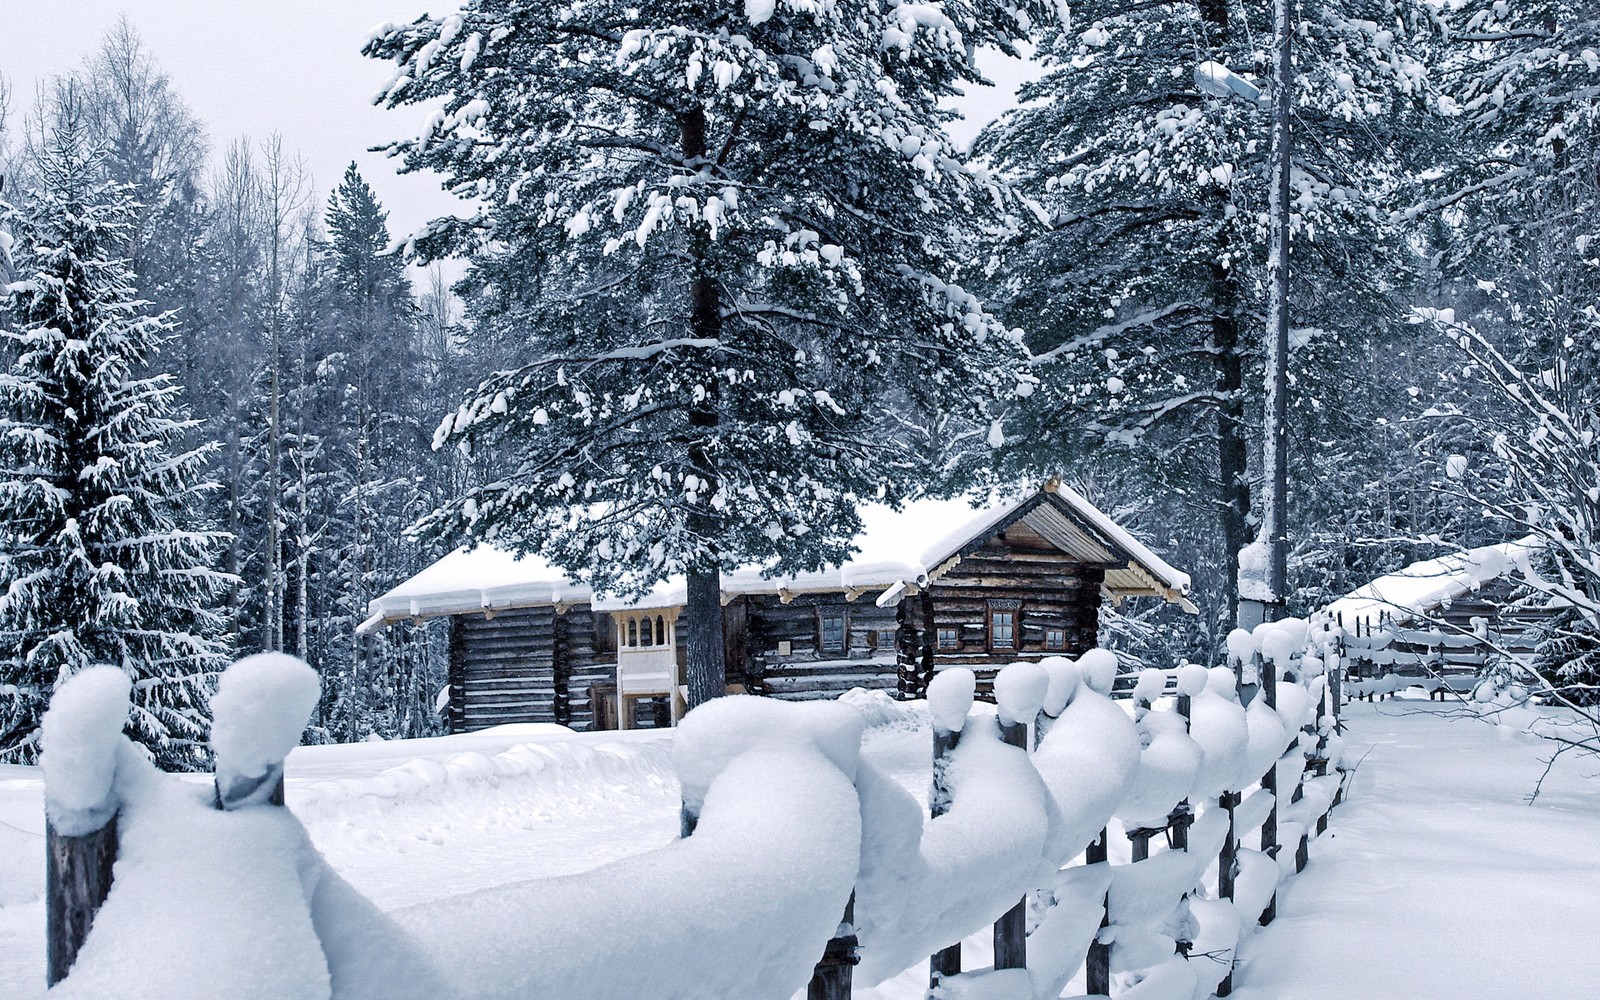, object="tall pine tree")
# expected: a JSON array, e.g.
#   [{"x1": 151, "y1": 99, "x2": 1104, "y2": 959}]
[
  {"x1": 974, "y1": 0, "x2": 1432, "y2": 641},
  {"x1": 365, "y1": 0, "x2": 1045, "y2": 705},
  {"x1": 0, "y1": 87, "x2": 230, "y2": 767}
]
